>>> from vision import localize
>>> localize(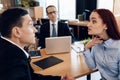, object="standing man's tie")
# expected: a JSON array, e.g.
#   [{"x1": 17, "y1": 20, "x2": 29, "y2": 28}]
[{"x1": 52, "y1": 24, "x2": 56, "y2": 37}]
